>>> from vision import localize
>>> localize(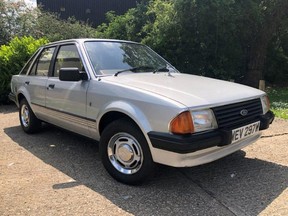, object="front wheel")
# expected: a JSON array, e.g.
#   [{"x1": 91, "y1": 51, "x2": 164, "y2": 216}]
[
  {"x1": 99, "y1": 119, "x2": 154, "y2": 185},
  {"x1": 19, "y1": 99, "x2": 41, "y2": 133}
]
